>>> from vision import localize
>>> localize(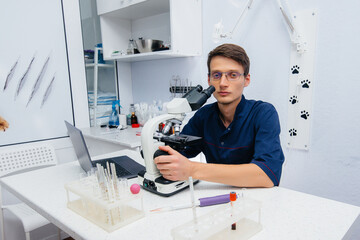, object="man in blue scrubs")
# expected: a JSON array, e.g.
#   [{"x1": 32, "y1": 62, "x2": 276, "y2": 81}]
[{"x1": 155, "y1": 44, "x2": 284, "y2": 187}]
